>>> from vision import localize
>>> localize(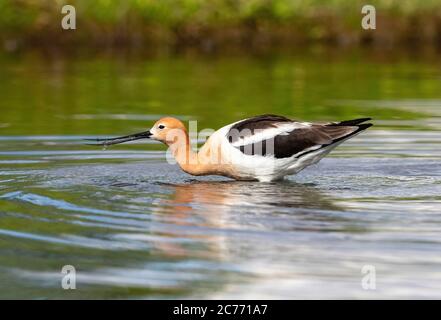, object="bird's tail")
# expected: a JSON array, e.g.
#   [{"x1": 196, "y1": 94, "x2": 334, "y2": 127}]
[
  {"x1": 328, "y1": 118, "x2": 372, "y2": 127},
  {"x1": 324, "y1": 118, "x2": 373, "y2": 145}
]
